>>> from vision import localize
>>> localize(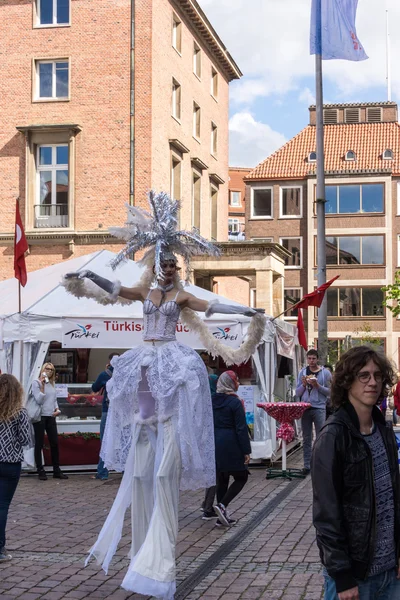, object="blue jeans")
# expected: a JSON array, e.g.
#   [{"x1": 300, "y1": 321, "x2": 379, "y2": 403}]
[
  {"x1": 324, "y1": 568, "x2": 400, "y2": 599},
  {"x1": 301, "y1": 407, "x2": 326, "y2": 470},
  {"x1": 0, "y1": 462, "x2": 21, "y2": 550},
  {"x1": 96, "y1": 412, "x2": 109, "y2": 480}
]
